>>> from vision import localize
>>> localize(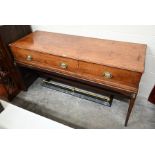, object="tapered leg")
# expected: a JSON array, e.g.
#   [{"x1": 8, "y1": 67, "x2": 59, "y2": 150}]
[{"x1": 125, "y1": 97, "x2": 136, "y2": 126}]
